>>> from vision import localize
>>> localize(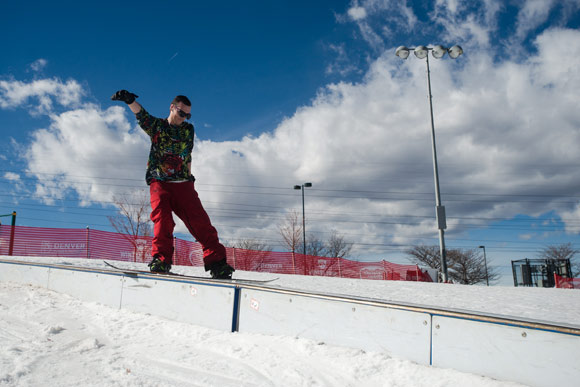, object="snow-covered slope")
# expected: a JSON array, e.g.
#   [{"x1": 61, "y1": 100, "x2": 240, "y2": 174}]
[{"x1": 1, "y1": 256, "x2": 578, "y2": 386}]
